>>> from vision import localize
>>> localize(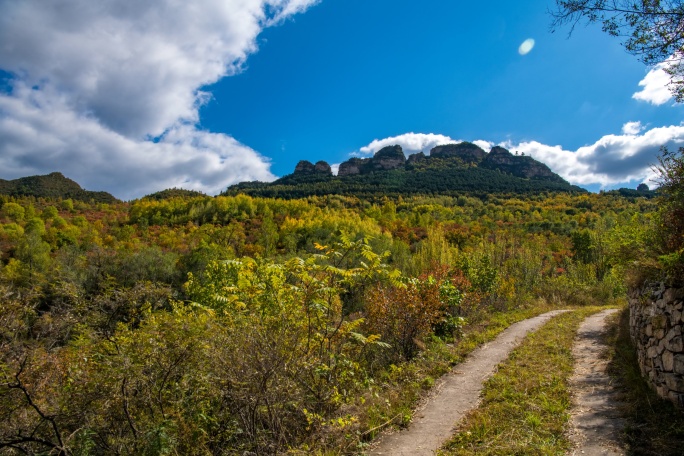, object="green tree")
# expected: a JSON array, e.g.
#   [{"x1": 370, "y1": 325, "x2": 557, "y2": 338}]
[
  {"x1": 654, "y1": 147, "x2": 684, "y2": 278},
  {"x1": 552, "y1": 0, "x2": 684, "y2": 101},
  {"x1": 2, "y1": 202, "x2": 25, "y2": 222}
]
